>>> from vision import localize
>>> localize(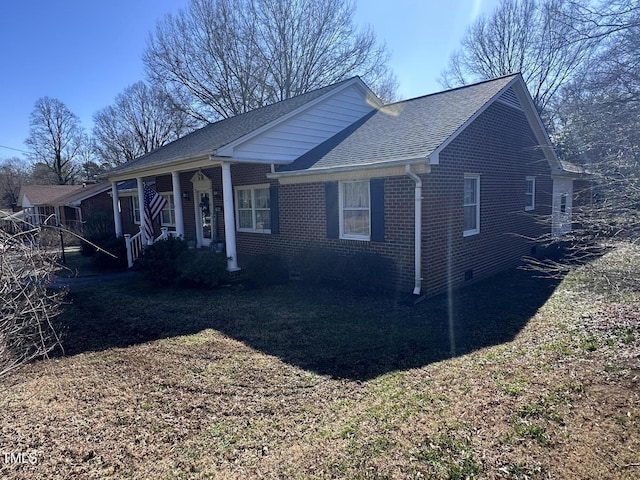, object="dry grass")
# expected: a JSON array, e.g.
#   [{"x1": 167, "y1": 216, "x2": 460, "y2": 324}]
[{"x1": 1, "y1": 244, "x2": 639, "y2": 479}]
